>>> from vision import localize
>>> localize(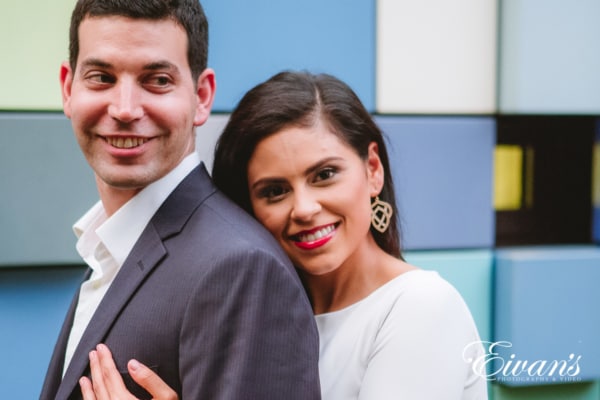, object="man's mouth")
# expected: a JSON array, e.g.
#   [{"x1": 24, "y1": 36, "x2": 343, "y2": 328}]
[{"x1": 106, "y1": 137, "x2": 149, "y2": 149}]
